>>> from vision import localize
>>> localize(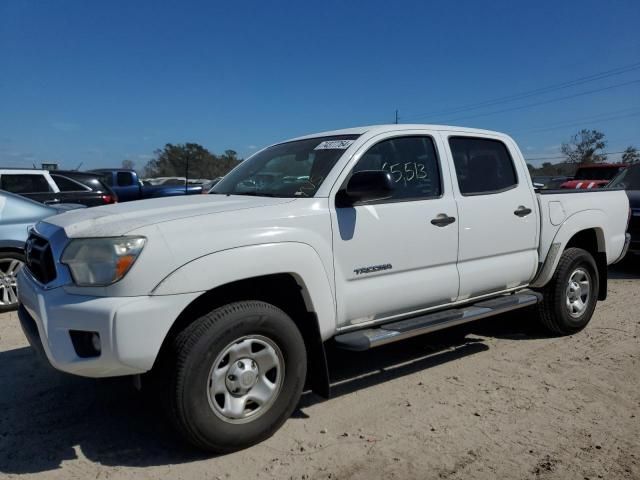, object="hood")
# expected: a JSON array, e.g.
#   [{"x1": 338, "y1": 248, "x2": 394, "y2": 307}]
[{"x1": 42, "y1": 194, "x2": 295, "y2": 237}]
